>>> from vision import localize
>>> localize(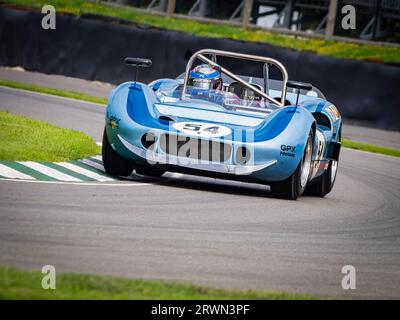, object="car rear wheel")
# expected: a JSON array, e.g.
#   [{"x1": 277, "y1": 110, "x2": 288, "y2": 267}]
[
  {"x1": 270, "y1": 131, "x2": 313, "y2": 200},
  {"x1": 305, "y1": 160, "x2": 338, "y2": 197},
  {"x1": 102, "y1": 128, "x2": 135, "y2": 176}
]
